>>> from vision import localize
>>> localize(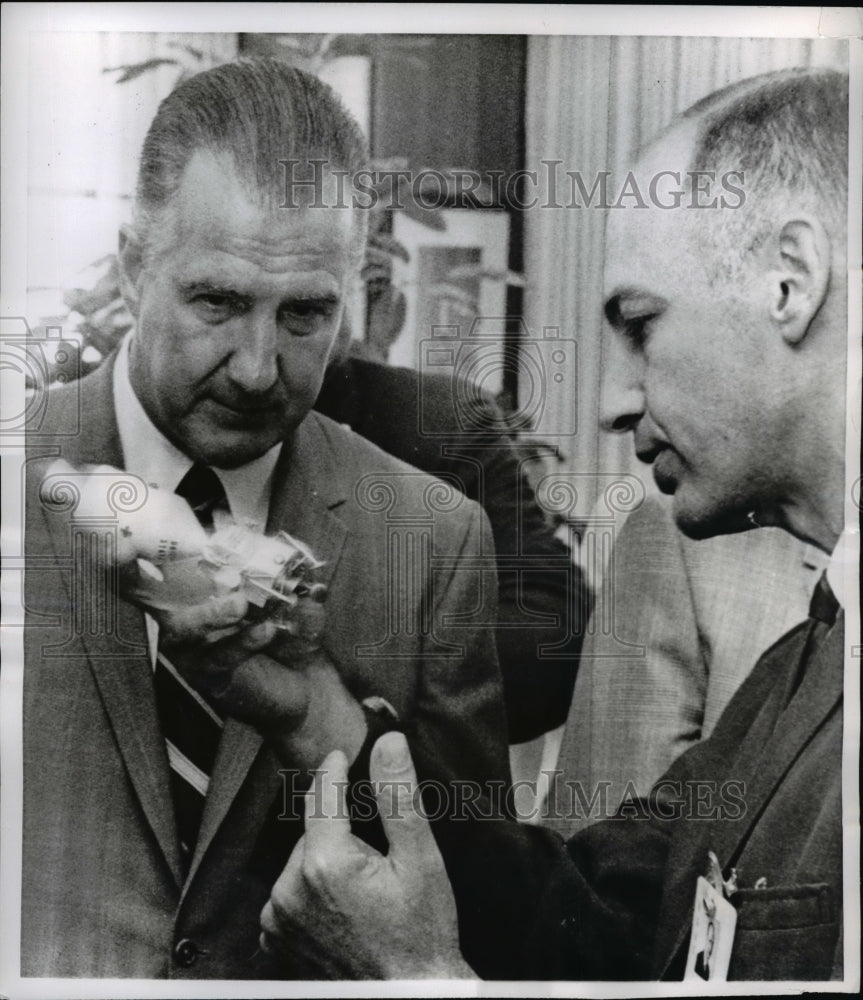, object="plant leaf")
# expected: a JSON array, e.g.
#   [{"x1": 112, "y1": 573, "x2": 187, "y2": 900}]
[
  {"x1": 446, "y1": 265, "x2": 526, "y2": 287},
  {"x1": 167, "y1": 42, "x2": 205, "y2": 60},
  {"x1": 368, "y1": 233, "x2": 411, "y2": 263},
  {"x1": 400, "y1": 198, "x2": 448, "y2": 230},
  {"x1": 103, "y1": 58, "x2": 179, "y2": 83}
]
